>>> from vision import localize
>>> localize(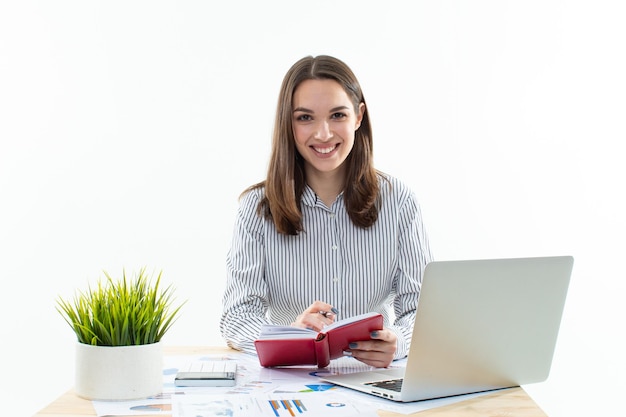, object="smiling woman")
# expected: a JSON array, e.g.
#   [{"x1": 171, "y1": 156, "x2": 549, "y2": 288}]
[
  {"x1": 219, "y1": 55, "x2": 433, "y2": 369},
  {"x1": 292, "y1": 79, "x2": 365, "y2": 206},
  {"x1": 257, "y1": 55, "x2": 379, "y2": 235}
]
